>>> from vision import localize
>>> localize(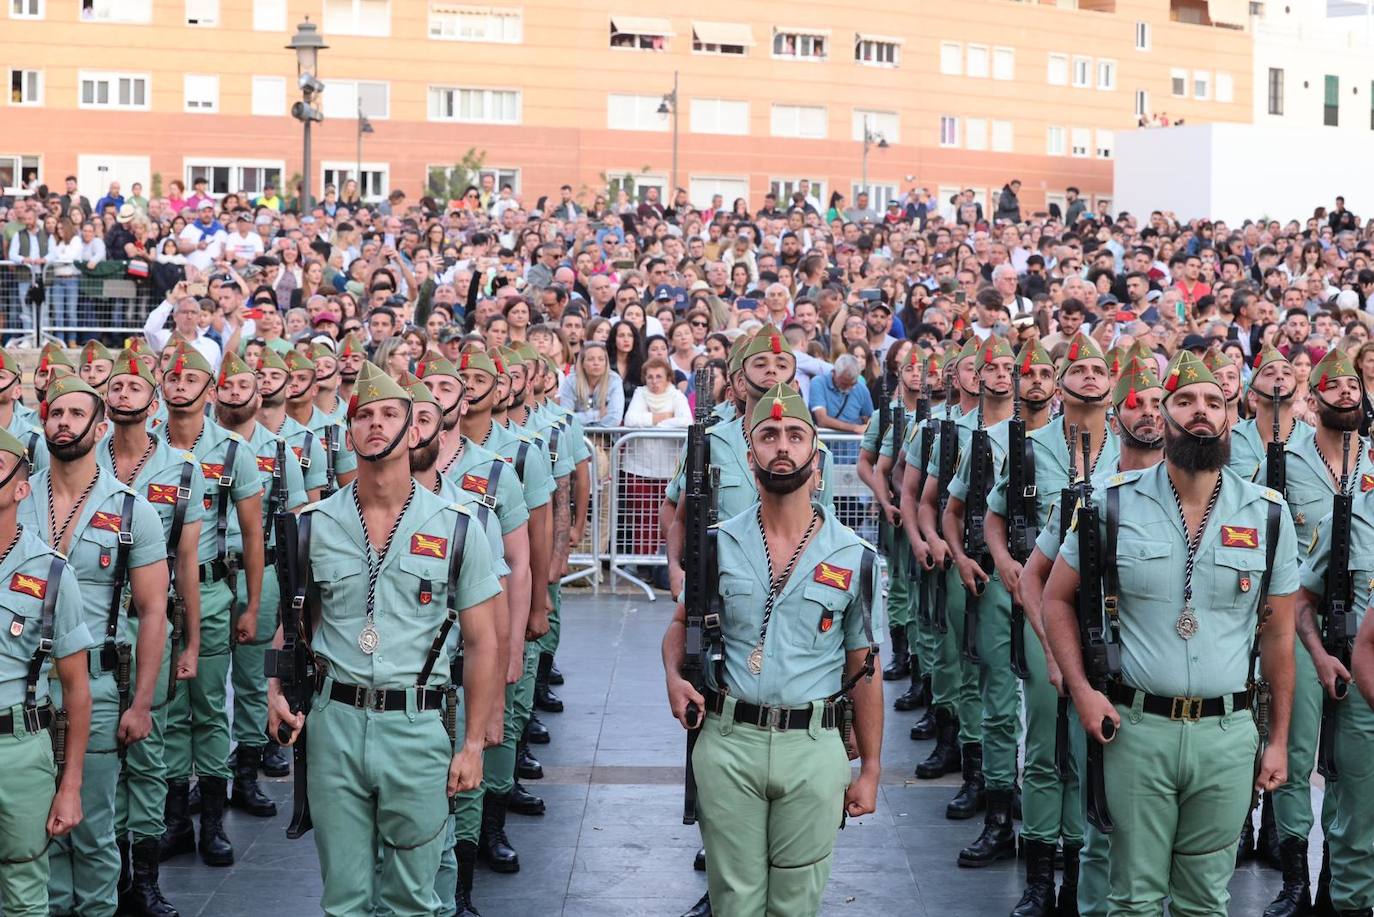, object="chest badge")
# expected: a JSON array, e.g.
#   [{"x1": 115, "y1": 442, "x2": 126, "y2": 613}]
[
  {"x1": 819, "y1": 610, "x2": 834, "y2": 633},
  {"x1": 411, "y1": 533, "x2": 448, "y2": 559},
  {"x1": 1220, "y1": 525, "x2": 1258, "y2": 549},
  {"x1": 9, "y1": 615, "x2": 24, "y2": 637},
  {"x1": 91, "y1": 511, "x2": 122, "y2": 534},
  {"x1": 1239, "y1": 575, "x2": 1251, "y2": 592},
  {"x1": 1295, "y1": 512, "x2": 1306, "y2": 526},
  {"x1": 1363, "y1": 474, "x2": 1374, "y2": 493},
  {"x1": 256, "y1": 456, "x2": 276, "y2": 473},
  {"x1": 147, "y1": 483, "x2": 178, "y2": 505},
  {"x1": 461, "y1": 474, "x2": 489, "y2": 496},
  {"x1": 814, "y1": 562, "x2": 852, "y2": 590},
  {"x1": 10, "y1": 573, "x2": 47, "y2": 599}
]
